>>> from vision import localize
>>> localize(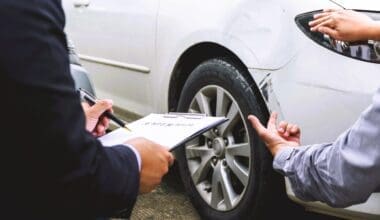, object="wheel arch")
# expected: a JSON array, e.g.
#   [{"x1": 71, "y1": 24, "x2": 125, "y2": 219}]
[{"x1": 168, "y1": 42, "x2": 268, "y2": 114}]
